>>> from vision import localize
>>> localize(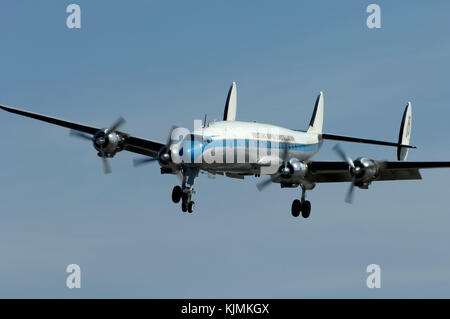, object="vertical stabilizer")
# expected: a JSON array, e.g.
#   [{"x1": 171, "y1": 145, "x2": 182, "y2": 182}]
[
  {"x1": 223, "y1": 82, "x2": 237, "y2": 121},
  {"x1": 397, "y1": 102, "x2": 412, "y2": 161},
  {"x1": 307, "y1": 91, "x2": 324, "y2": 134}
]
